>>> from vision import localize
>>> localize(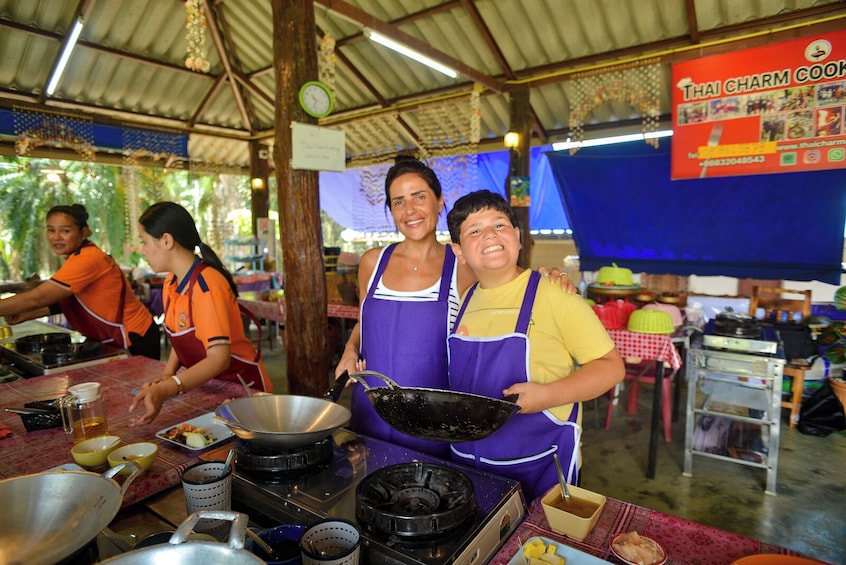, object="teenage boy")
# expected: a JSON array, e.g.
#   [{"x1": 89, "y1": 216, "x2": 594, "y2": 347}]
[{"x1": 446, "y1": 189, "x2": 624, "y2": 500}]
